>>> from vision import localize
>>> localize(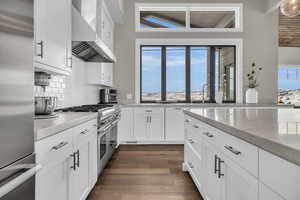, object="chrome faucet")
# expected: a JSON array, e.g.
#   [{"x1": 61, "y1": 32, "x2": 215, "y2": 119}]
[{"x1": 202, "y1": 84, "x2": 208, "y2": 103}]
